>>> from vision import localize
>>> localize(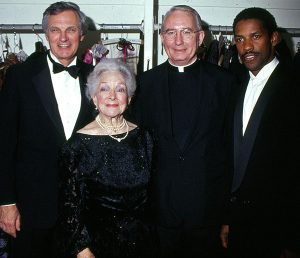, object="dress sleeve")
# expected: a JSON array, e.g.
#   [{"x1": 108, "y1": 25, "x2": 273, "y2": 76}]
[{"x1": 57, "y1": 138, "x2": 91, "y2": 257}]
